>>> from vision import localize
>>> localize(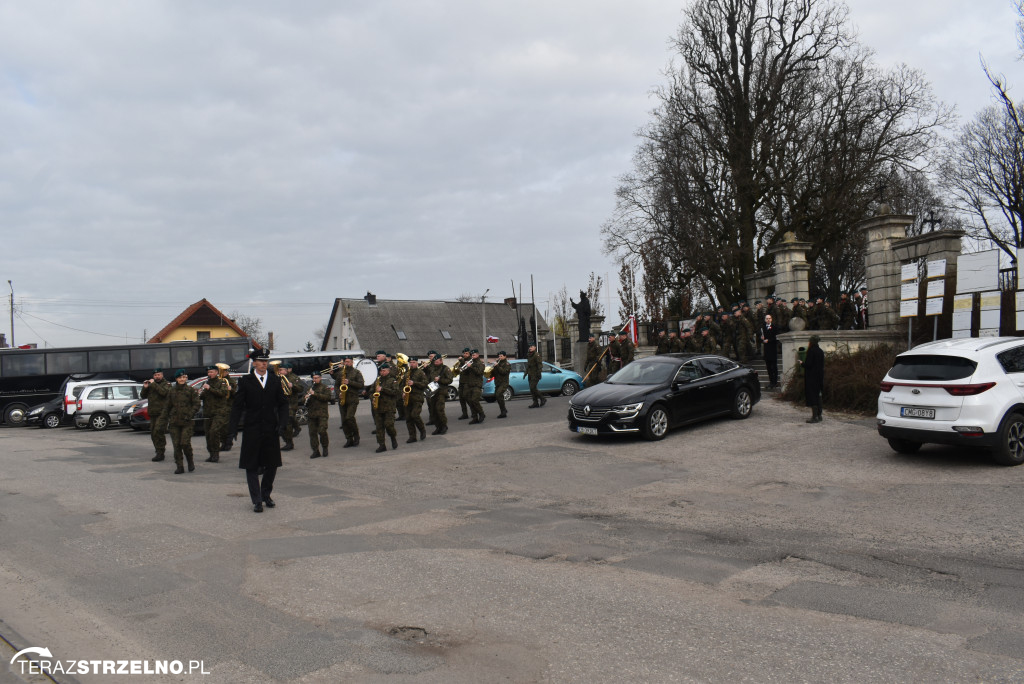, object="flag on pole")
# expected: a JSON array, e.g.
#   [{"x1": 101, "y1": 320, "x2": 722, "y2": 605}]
[
  {"x1": 628, "y1": 314, "x2": 638, "y2": 344},
  {"x1": 486, "y1": 335, "x2": 499, "y2": 343}
]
